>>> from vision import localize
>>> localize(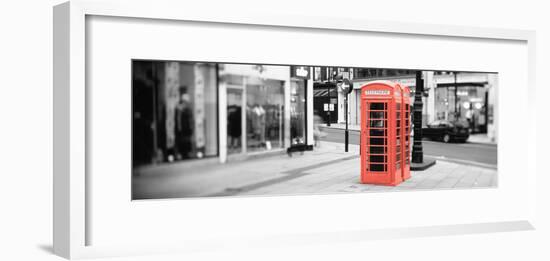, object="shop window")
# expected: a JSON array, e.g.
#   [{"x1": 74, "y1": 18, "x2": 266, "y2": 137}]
[
  {"x1": 132, "y1": 61, "x2": 218, "y2": 165},
  {"x1": 290, "y1": 79, "x2": 307, "y2": 146},
  {"x1": 246, "y1": 79, "x2": 285, "y2": 152},
  {"x1": 227, "y1": 87, "x2": 243, "y2": 154}
]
